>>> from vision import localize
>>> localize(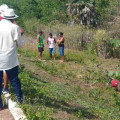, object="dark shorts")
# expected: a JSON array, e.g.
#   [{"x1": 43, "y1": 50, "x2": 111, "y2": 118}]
[{"x1": 38, "y1": 47, "x2": 44, "y2": 52}]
